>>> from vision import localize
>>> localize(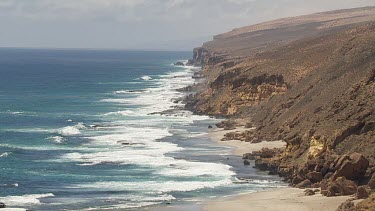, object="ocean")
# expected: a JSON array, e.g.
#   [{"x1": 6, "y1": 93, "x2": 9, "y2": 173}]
[{"x1": 0, "y1": 49, "x2": 284, "y2": 210}]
